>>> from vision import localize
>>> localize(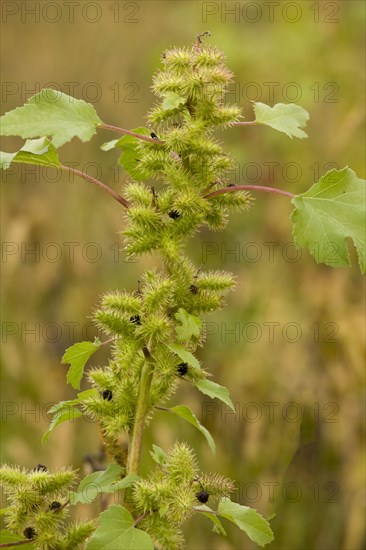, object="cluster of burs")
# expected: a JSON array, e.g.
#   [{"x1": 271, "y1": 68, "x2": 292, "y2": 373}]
[
  {"x1": 1, "y1": 43, "x2": 249, "y2": 550},
  {"x1": 0, "y1": 464, "x2": 95, "y2": 549},
  {"x1": 85, "y1": 43, "x2": 251, "y2": 449},
  {"x1": 83, "y1": 43, "x2": 247, "y2": 546}
]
